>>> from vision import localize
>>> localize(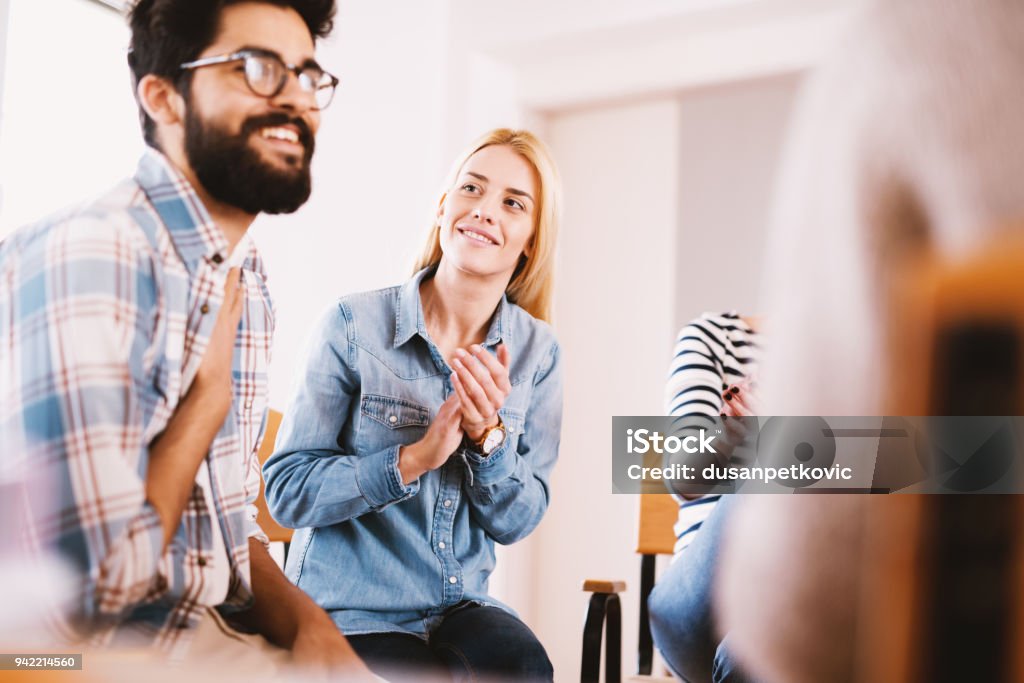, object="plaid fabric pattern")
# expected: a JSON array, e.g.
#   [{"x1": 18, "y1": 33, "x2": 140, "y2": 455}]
[{"x1": 0, "y1": 150, "x2": 274, "y2": 658}]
